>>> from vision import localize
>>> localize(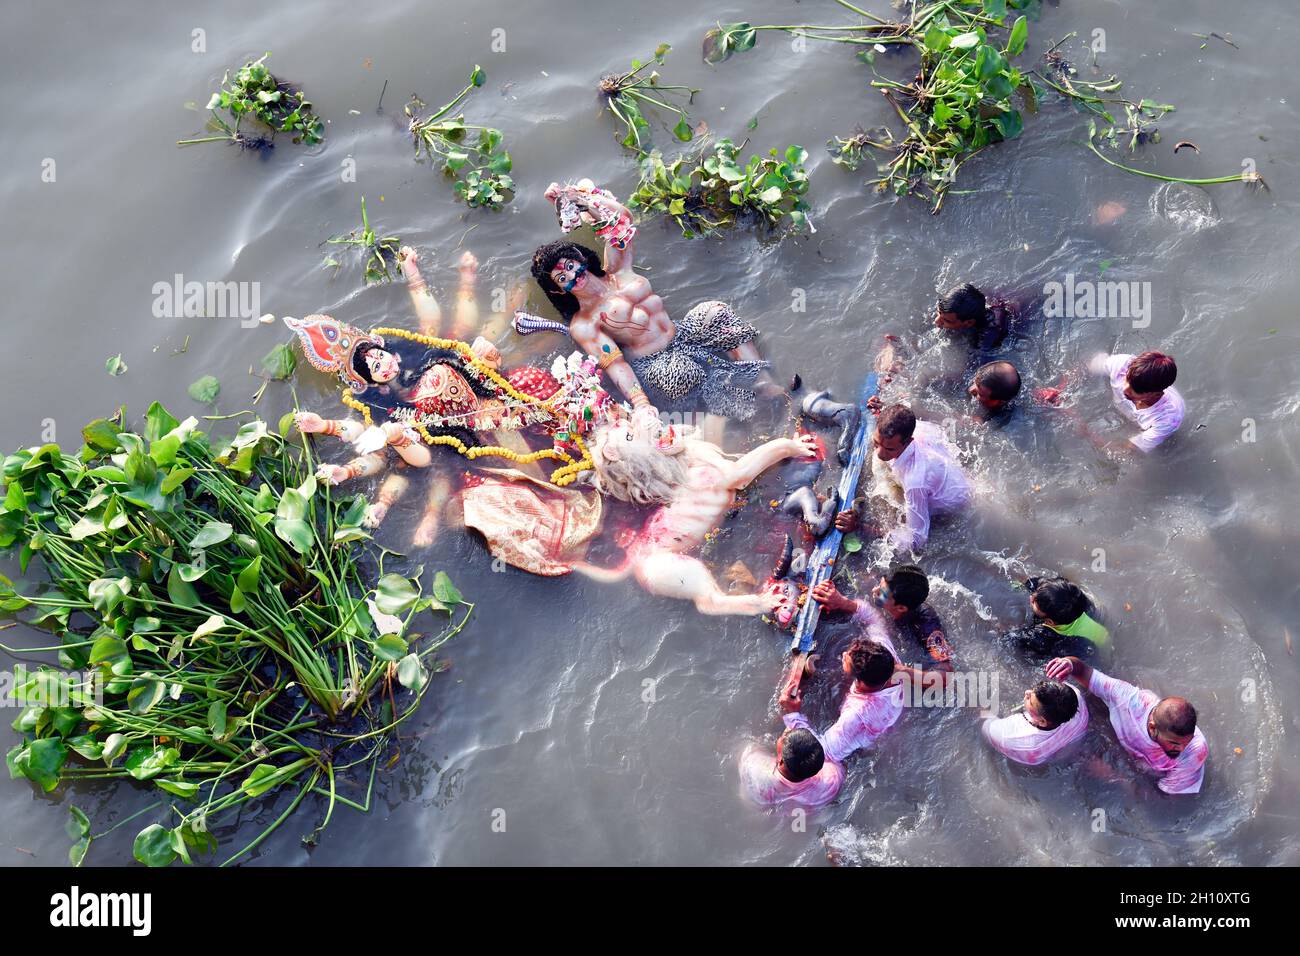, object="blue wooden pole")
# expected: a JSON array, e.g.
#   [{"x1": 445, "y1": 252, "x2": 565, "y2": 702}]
[{"x1": 789, "y1": 372, "x2": 880, "y2": 655}]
